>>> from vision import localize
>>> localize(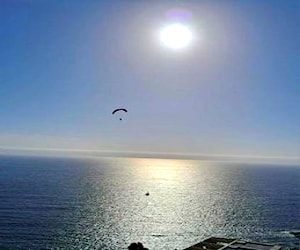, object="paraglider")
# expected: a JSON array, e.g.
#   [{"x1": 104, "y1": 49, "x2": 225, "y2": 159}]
[{"x1": 112, "y1": 108, "x2": 127, "y2": 120}]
